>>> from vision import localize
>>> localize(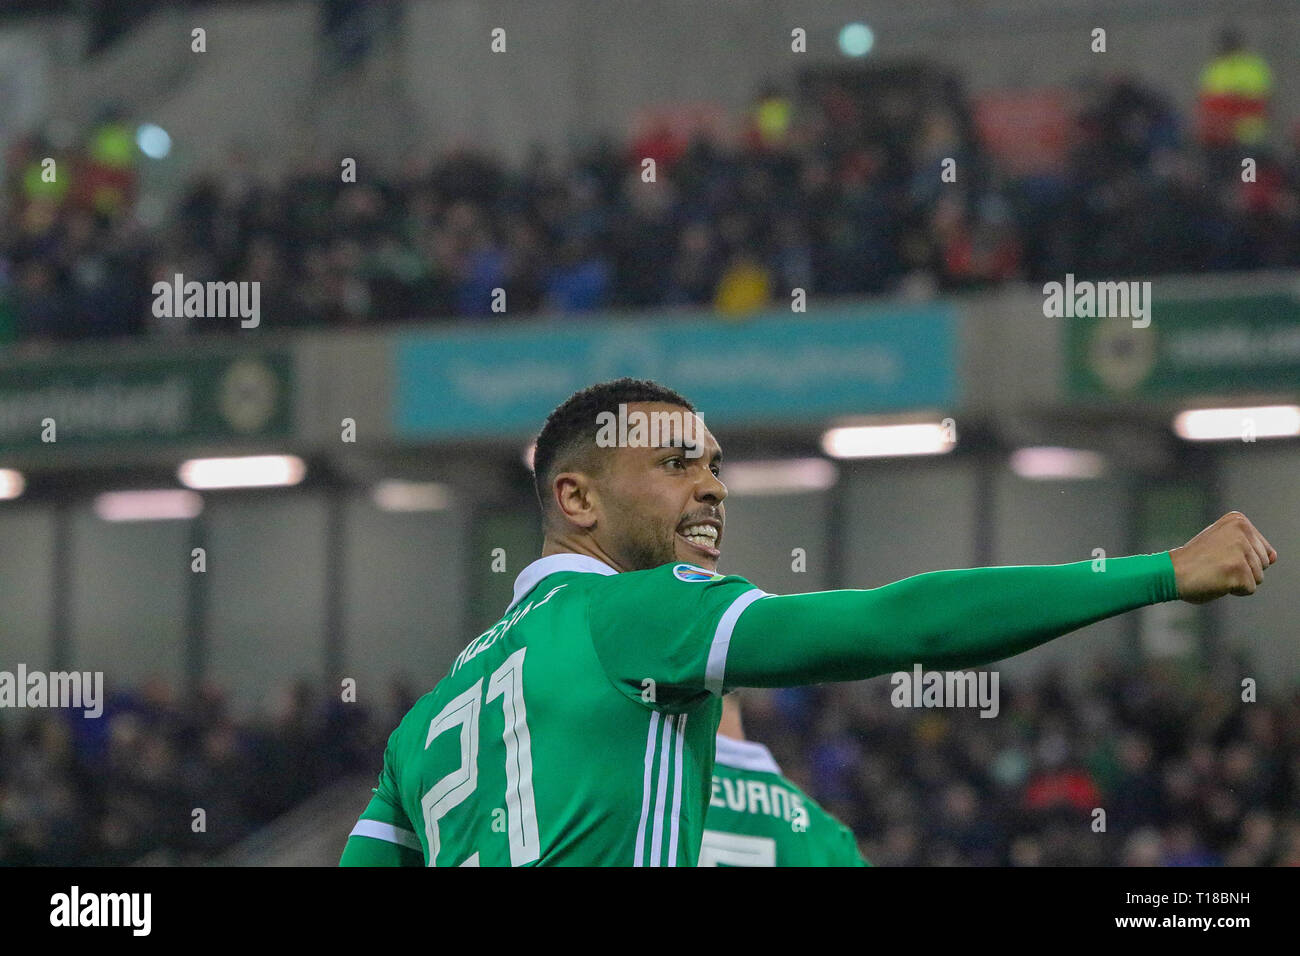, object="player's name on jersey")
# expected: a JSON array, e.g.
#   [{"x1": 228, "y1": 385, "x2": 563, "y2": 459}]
[
  {"x1": 450, "y1": 583, "x2": 566, "y2": 676},
  {"x1": 710, "y1": 774, "x2": 807, "y2": 823}
]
